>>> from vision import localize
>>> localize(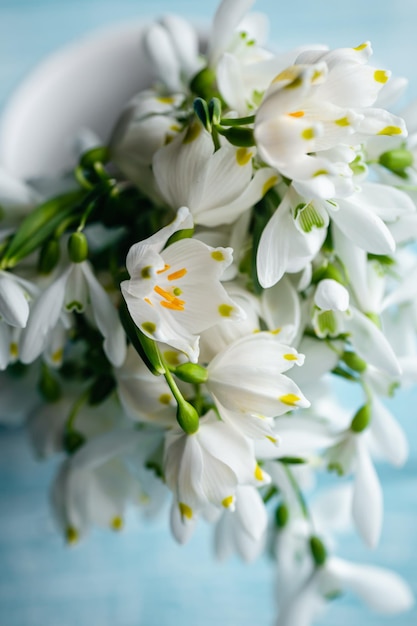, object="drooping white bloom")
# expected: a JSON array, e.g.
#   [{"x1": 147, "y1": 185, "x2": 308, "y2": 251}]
[
  {"x1": 153, "y1": 126, "x2": 277, "y2": 227},
  {"x1": 20, "y1": 260, "x2": 126, "y2": 367},
  {"x1": 121, "y1": 207, "x2": 245, "y2": 362},
  {"x1": 206, "y1": 332, "x2": 310, "y2": 440},
  {"x1": 164, "y1": 410, "x2": 269, "y2": 527}
]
